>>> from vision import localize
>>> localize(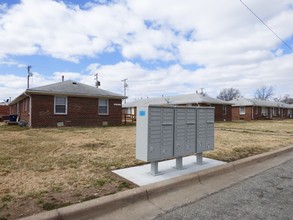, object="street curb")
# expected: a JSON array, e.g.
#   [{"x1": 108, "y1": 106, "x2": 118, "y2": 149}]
[
  {"x1": 232, "y1": 145, "x2": 293, "y2": 171},
  {"x1": 20, "y1": 145, "x2": 293, "y2": 220}
]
